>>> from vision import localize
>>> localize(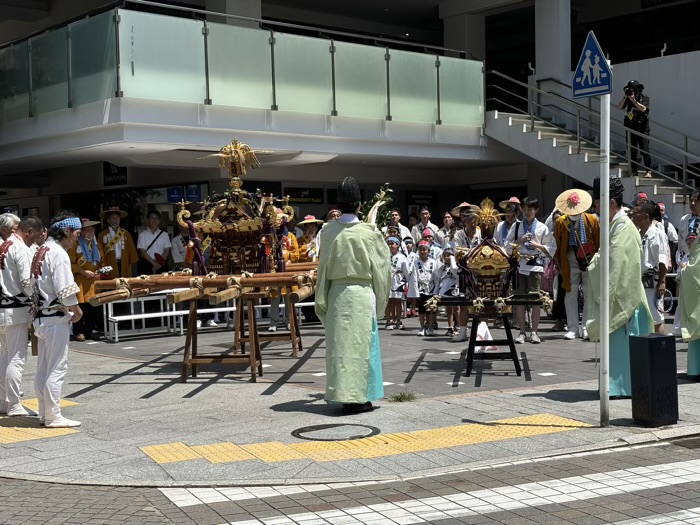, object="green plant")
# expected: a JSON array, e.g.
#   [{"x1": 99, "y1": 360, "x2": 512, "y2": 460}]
[{"x1": 388, "y1": 389, "x2": 417, "y2": 403}]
